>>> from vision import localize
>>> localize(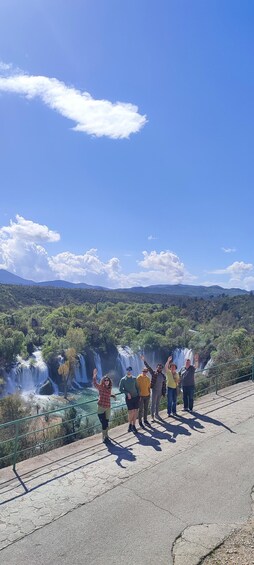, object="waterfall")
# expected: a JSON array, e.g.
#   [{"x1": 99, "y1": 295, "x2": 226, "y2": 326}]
[
  {"x1": 74, "y1": 354, "x2": 88, "y2": 385},
  {"x1": 116, "y1": 346, "x2": 144, "y2": 377},
  {"x1": 33, "y1": 350, "x2": 59, "y2": 394},
  {"x1": 94, "y1": 352, "x2": 103, "y2": 381},
  {"x1": 4, "y1": 350, "x2": 59, "y2": 395},
  {"x1": 172, "y1": 348, "x2": 194, "y2": 372}
]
